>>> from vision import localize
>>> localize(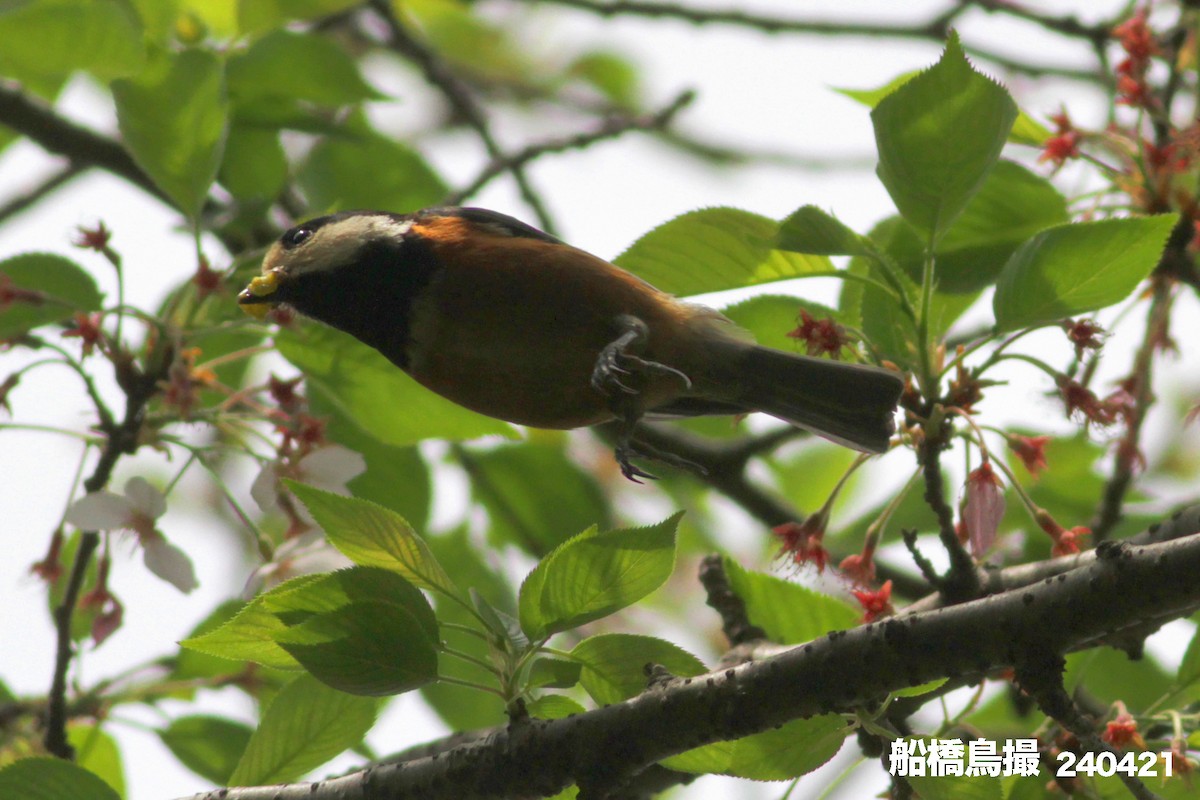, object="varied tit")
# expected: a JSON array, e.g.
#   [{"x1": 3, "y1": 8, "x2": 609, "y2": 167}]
[{"x1": 238, "y1": 206, "x2": 904, "y2": 480}]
